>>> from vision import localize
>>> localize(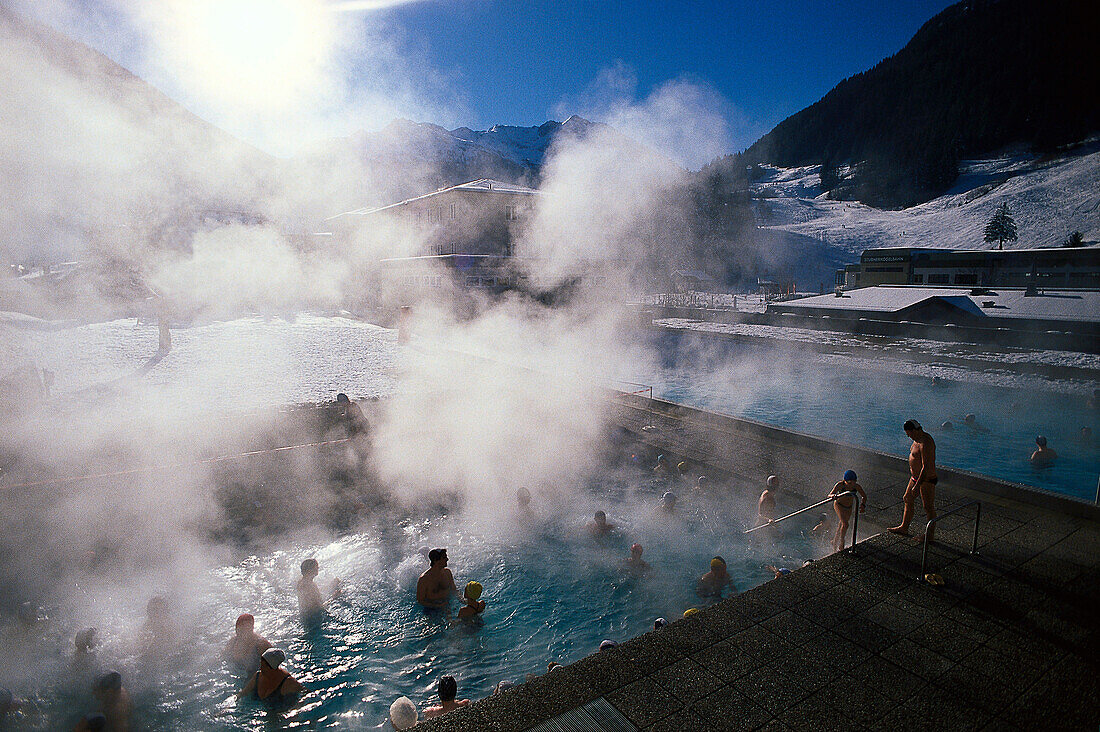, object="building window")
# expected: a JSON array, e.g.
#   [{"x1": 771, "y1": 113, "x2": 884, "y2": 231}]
[
  {"x1": 927, "y1": 273, "x2": 950, "y2": 284},
  {"x1": 954, "y1": 273, "x2": 978, "y2": 285},
  {"x1": 464, "y1": 276, "x2": 479, "y2": 287},
  {"x1": 912, "y1": 274, "x2": 923, "y2": 283},
  {"x1": 505, "y1": 205, "x2": 518, "y2": 221},
  {"x1": 450, "y1": 203, "x2": 456, "y2": 219}
]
